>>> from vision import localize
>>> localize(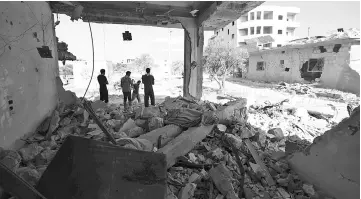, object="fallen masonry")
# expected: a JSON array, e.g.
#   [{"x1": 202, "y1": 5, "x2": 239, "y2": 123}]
[{"x1": 0, "y1": 92, "x2": 359, "y2": 199}]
